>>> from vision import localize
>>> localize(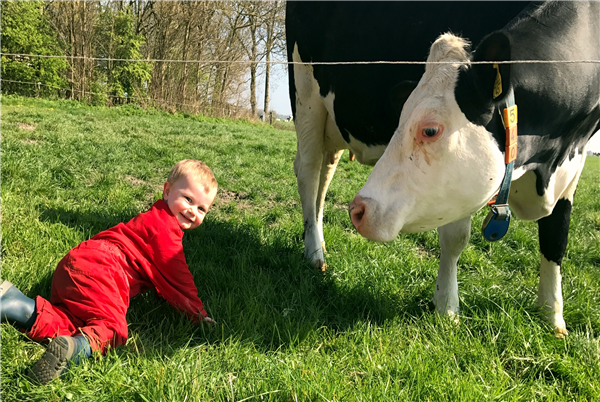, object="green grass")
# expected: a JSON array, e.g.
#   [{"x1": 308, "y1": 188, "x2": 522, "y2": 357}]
[{"x1": 1, "y1": 94, "x2": 599, "y2": 401}]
